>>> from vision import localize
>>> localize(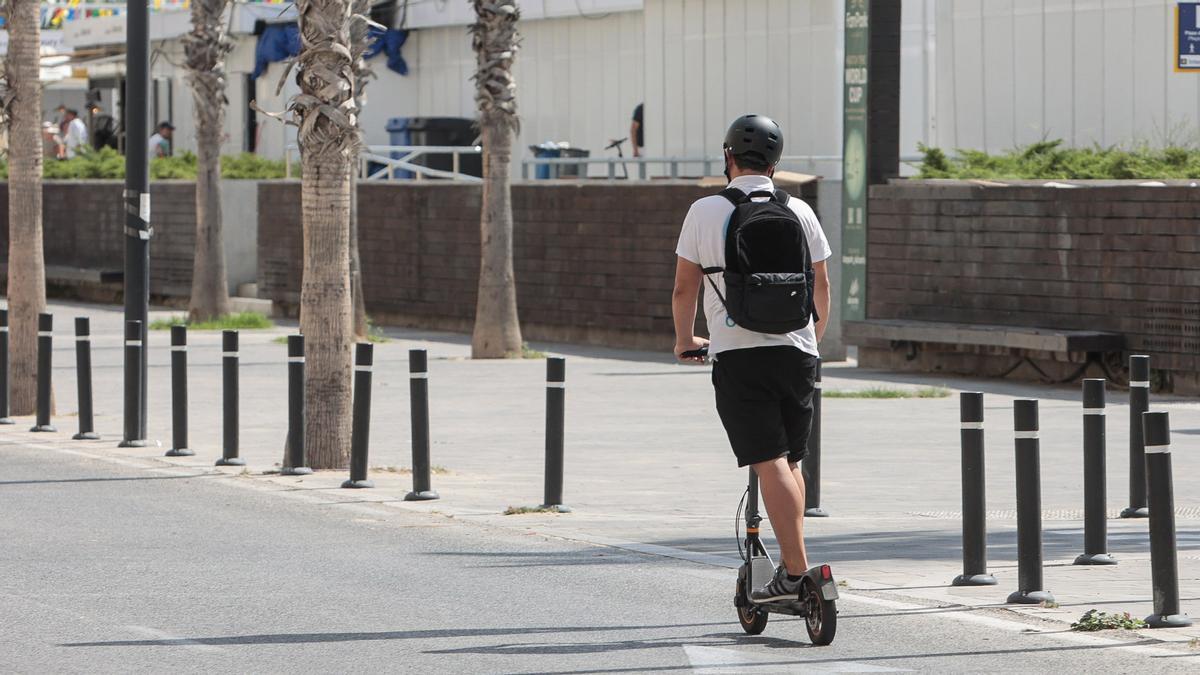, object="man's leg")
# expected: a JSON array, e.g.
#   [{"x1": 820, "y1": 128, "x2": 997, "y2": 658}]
[{"x1": 754, "y1": 456, "x2": 809, "y2": 576}]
